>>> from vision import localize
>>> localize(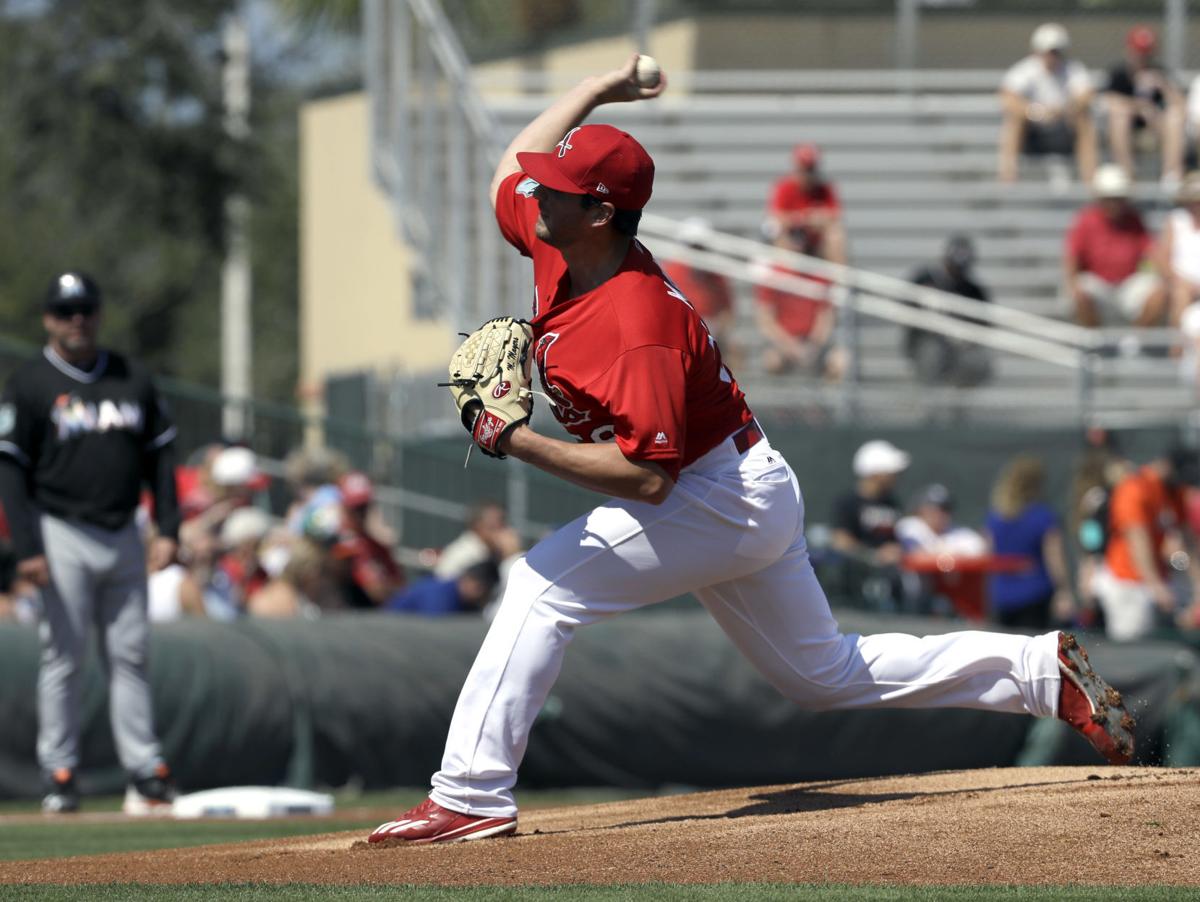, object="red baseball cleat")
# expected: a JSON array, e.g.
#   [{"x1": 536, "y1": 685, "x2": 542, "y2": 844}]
[
  {"x1": 368, "y1": 797, "x2": 517, "y2": 845},
  {"x1": 1057, "y1": 632, "x2": 1135, "y2": 765}
]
